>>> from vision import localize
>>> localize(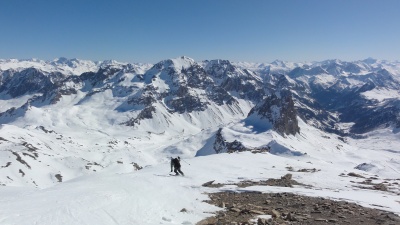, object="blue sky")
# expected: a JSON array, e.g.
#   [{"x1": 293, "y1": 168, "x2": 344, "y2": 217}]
[{"x1": 1, "y1": 0, "x2": 399, "y2": 63}]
